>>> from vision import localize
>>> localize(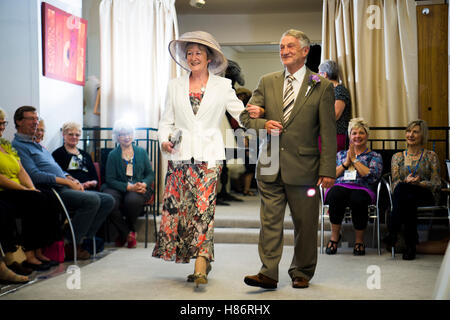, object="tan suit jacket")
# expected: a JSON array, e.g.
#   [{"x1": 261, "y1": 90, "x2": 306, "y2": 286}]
[{"x1": 240, "y1": 68, "x2": 336, "y2": 185}]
